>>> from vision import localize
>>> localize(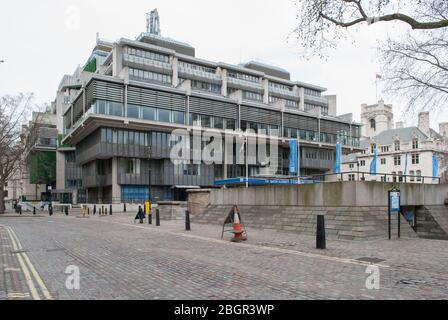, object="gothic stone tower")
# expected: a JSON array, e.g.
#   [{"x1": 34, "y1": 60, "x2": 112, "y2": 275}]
[{"x1": 361, "y1": 100, "x2": 394, "y2": 139}]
